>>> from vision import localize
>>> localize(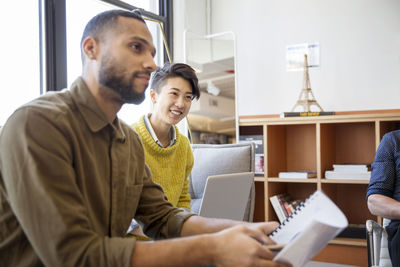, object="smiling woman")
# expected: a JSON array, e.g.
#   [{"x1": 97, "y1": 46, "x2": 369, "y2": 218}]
[
  {"x1": 132, "y1": 62, "x2": 199, "y2": 210},
  {"x1": 127, "y1": 63, "x2": 199, "y2": 238}
]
